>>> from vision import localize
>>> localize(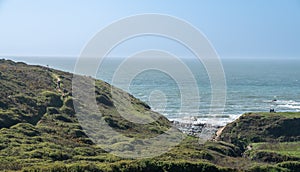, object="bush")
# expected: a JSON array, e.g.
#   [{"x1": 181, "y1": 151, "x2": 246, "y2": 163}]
[
  {"x1": 0, "y1": 159, "x2": 23, "y2": 171},
  {"x1": 74, "y1": 147, "x2": 97, "y2": 156},
  {"x1": 23, "y1": 162, "x2": 103, "y2": 172},
  {"x1": 70, "y1": 129, "x2": 86, "y2": 138},
  {"x1": 0, "y1": 110, "x2": 22, "y2": 128},
  {"x1": 47, "y1": 107, "x2": 60, "y2": 115},
  {"x1": 23, "y1": 162, "x2": 67, "y2": 172},
  {"x1": 249, "y1": 165, "x2": 288, "y2": 172},
  {"x1": 28, "y1": 150, "x2": 43, "y2": 159},
  {"x1": 67, "y1": 163, "x2": 103, "y2": 172},
  {"x1": 40, "y1": 91, "x2": 63, "y2": 107},
  {"x1": 49, "y1": 150, "x2": 72, "y2": 161},
  {"x1": 277, "y1": 161, "x2": 300, "y2": 172},
  {"x1": 10, "y1": 123, "x2": 40, "y2": 137},
  {"x1": 13, "y1": 94, "x2": 37, "y2": 107},
  {"x1": 251, "y1": 151, "x2": 299, "y2": 163},
  {"x1": 0, "y1": 100, "x2": 8, "y2": 109},
  {"x1": 54, "y1": 114, "x2": 73, "y2": 122},
  {"x1": 64, "y1": 97, "x2": 74, "y2": 109},
  {"x1": 109, "y1": 160, "x2": 229, "y2": 172},
  {"x1": 60, "y1": 105, "x2": 75, "y2": 115},
  {"x1": 111, "y1": 142, "x2": 135, "y2": 152},
  {"x1": 96, "y1": 95, "x2": 113, "y2": 107}
]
